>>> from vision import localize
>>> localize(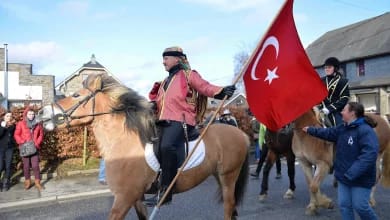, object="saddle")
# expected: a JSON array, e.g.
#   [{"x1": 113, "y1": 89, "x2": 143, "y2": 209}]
[{"x1": 146, "y1": 120, "x2": 200, "y2": 195}]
